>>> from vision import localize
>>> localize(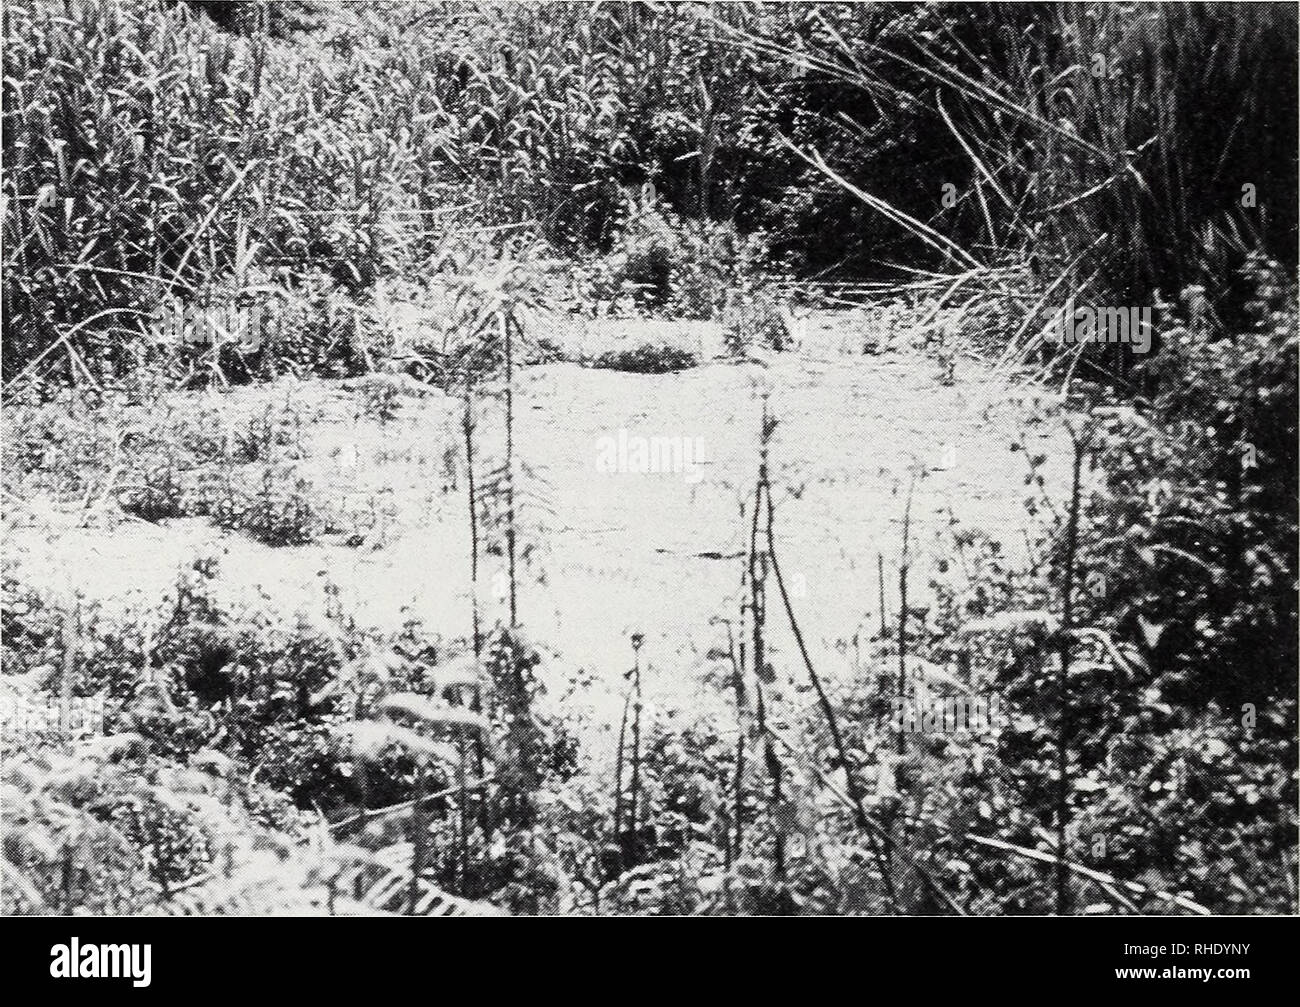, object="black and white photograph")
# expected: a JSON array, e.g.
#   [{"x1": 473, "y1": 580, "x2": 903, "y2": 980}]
[{"x1": 1, "y1": 0, "x2": 1296, "y2": 943}]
